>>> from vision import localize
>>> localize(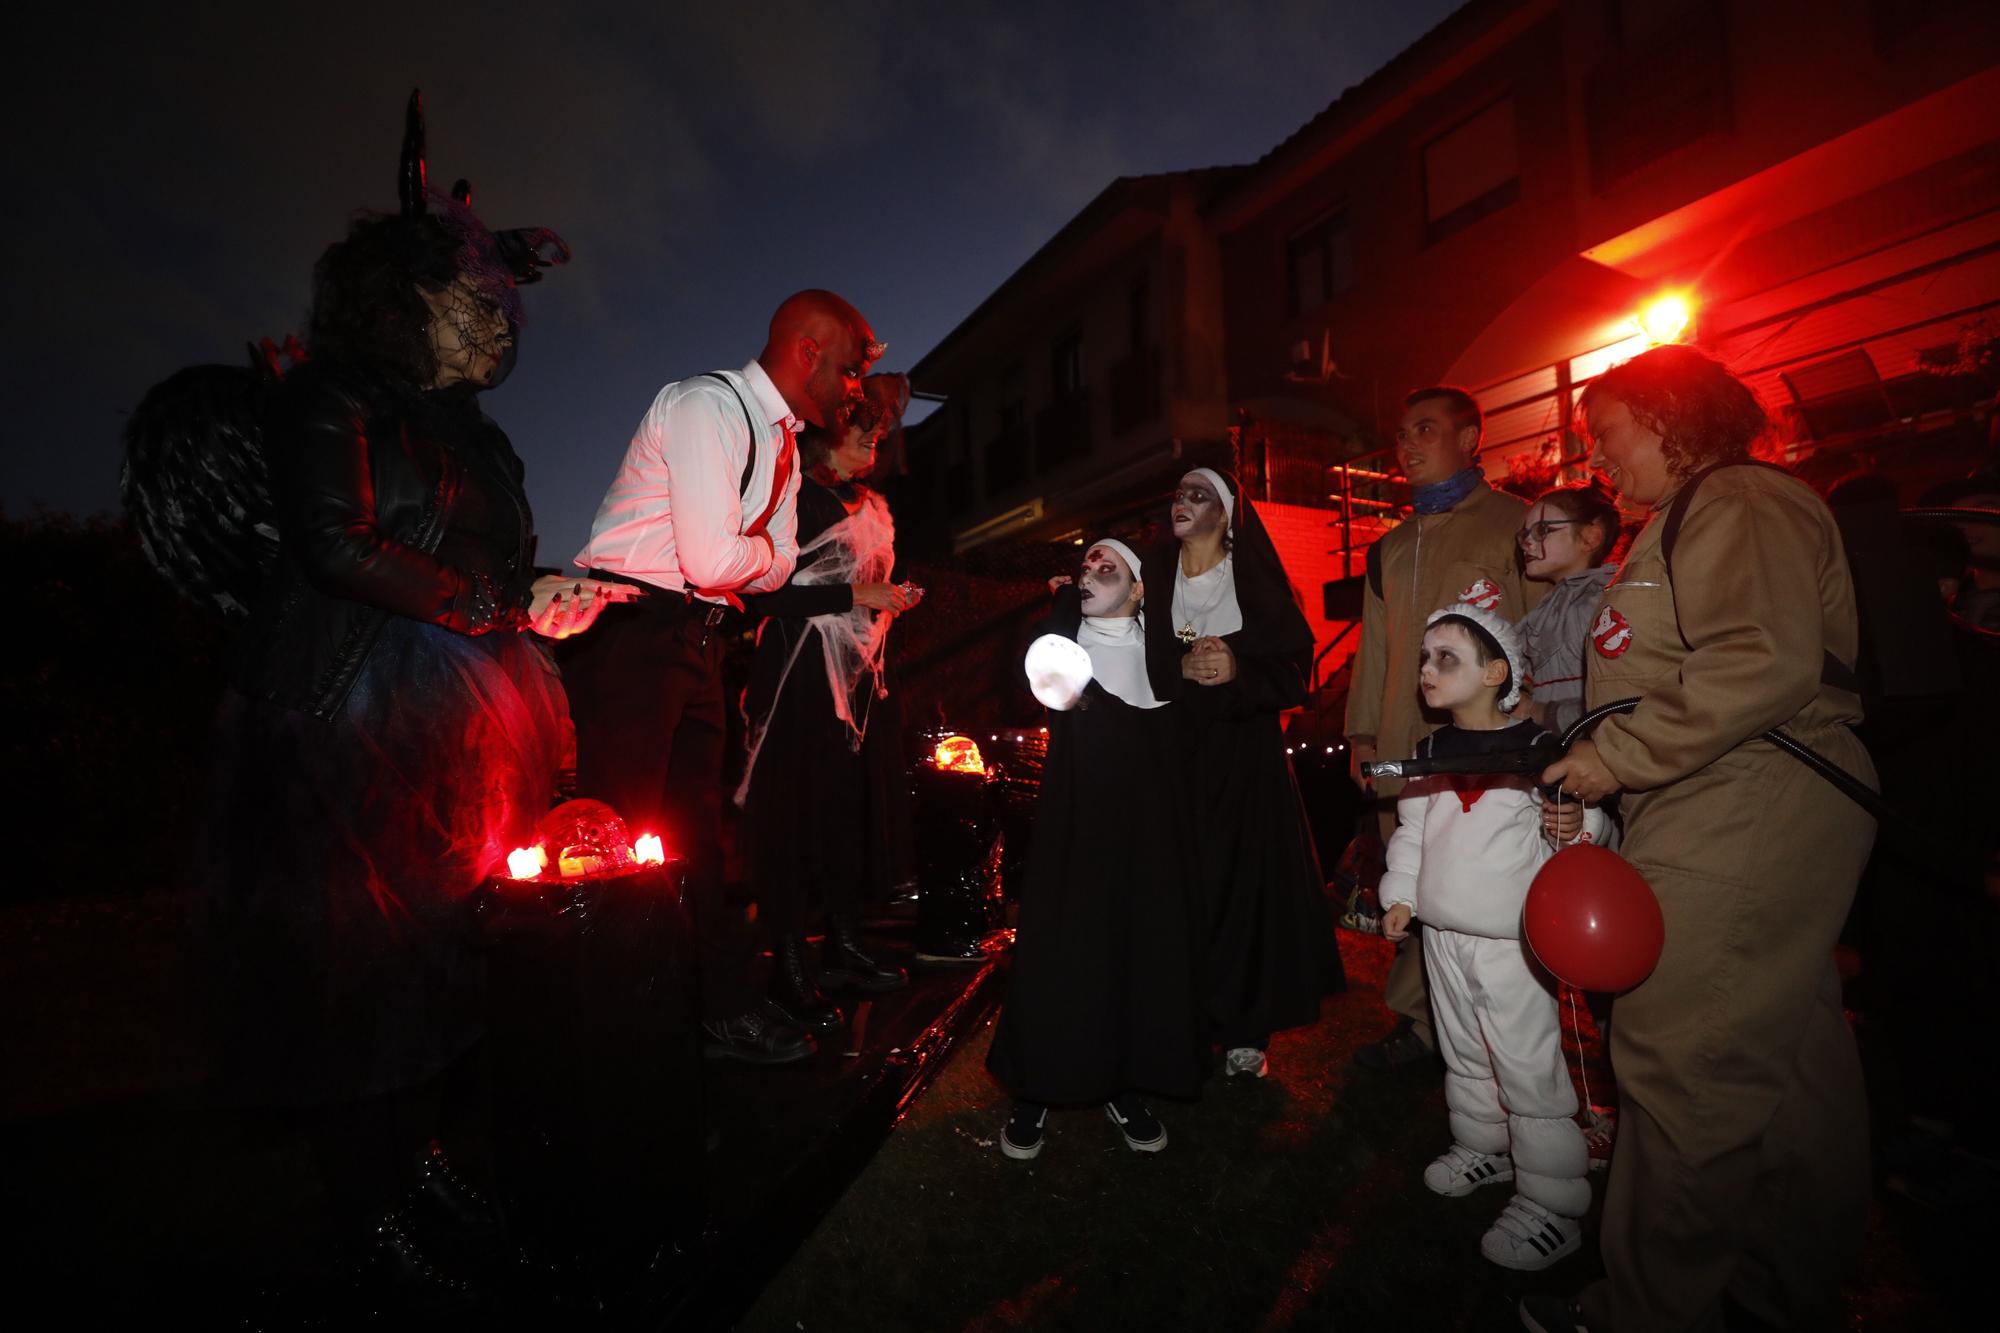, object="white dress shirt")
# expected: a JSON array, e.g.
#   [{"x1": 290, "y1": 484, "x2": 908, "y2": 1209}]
[{"x1": 575, "y1": 359, "x2": 802, "y2": 602}]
